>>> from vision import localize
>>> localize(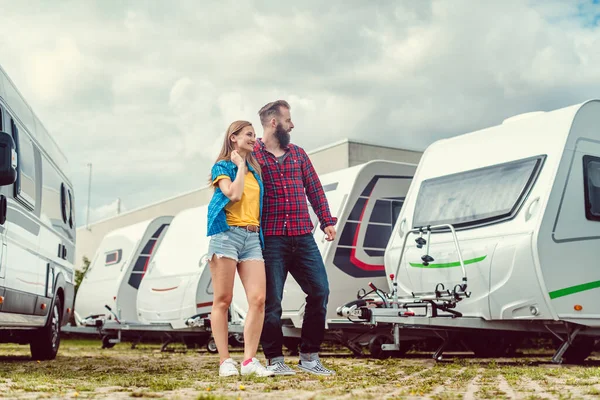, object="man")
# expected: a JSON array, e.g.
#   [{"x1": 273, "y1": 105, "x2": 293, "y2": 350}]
[{"x1": 254, "y1": 100, "x2": 337, "y2": 376}]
